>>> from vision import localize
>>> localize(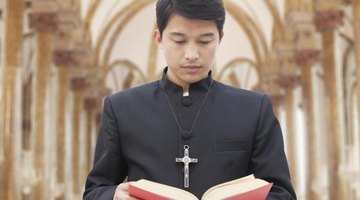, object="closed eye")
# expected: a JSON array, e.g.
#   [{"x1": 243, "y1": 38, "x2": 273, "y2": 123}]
[
  {"x1": 199, "y1": 41, "x2": 211, "y2": 44},
  {"x1": 199, "y1": 40, "x2": 213, "y2": 45},
  {"x1": 174, "y1": 40, "x2": 186, "y2": 44}
]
